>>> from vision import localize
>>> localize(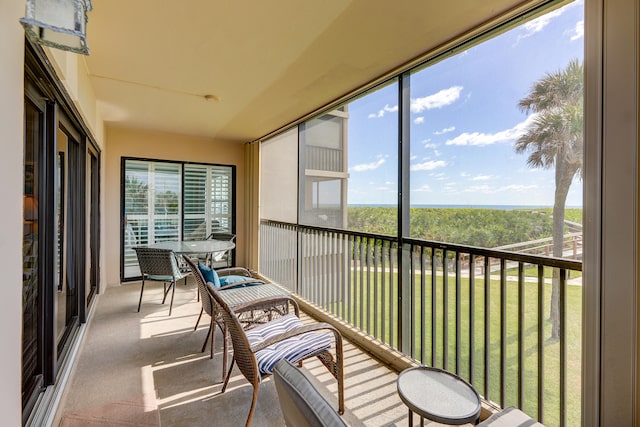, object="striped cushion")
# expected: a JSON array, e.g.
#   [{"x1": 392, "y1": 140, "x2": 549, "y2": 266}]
[{"x1": 246, "y1": 314, "x2": 333, "y2": 374}]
